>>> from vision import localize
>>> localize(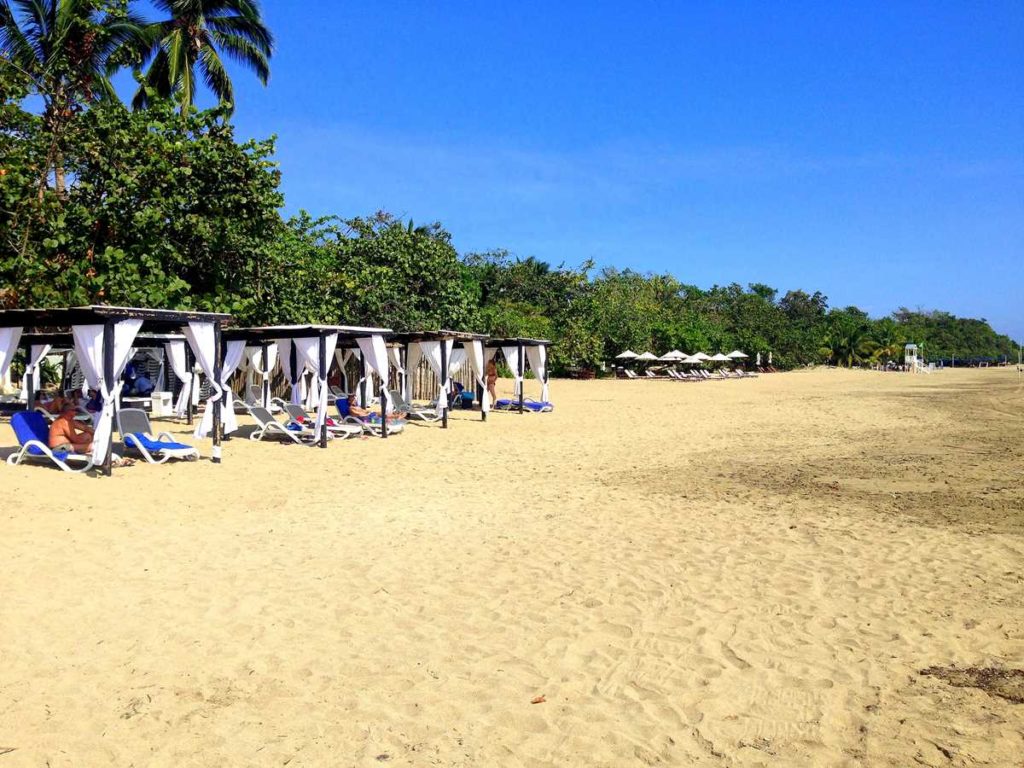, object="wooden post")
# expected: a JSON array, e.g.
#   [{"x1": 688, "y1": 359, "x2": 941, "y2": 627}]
[
  {"x1": 544, "y1": 349, "x2": 550, "y2": 403},
  {"x1": 185, "y1": 343, "x2": 194, "y2": 426},
  {"x1": 262, "y1": 341, "x2": 271, "y2": 408},
  {"x1": 212, "y1": 322, "x2": 223, "y2": 464},
  {"x1": 359, "y1": 350, "x2": 367, "y2": 407},
  {"x1": 24, "y1": 347, "x2": 34, "y2": 410},
  {"x1": 102, "y1": 321, "x2": 115, "y2": 476},
  {"x1": 318, "y1": 334, "x2": 328, "y2": 448},
  {"x1": 440, "y1": 339, "x2": 449, "y2": 429},
  {"x1": 518, "y1": 341, "x2": 525, "y2": 414},
  {"x1": 402, "y1": 343, "x2": 409, "y2": 401}
]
